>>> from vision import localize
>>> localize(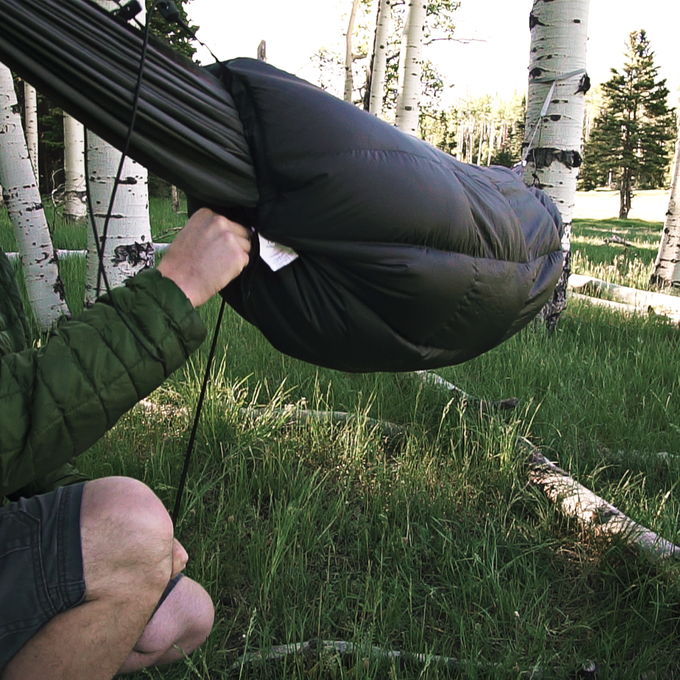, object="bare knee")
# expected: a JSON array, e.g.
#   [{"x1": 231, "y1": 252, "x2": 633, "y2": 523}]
[
  {"x1": 80, "y1": 477, "x2": 175, "y2": 601},
  {"x1": 137, "y1": 578, "x2": 214, "y2": 655},
  {"x1": 177, "y1": 578, "x2": 215, "y2": 652},
  {"x1": 117, "y1": 577, "x2": 215, "y2": 674}
]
